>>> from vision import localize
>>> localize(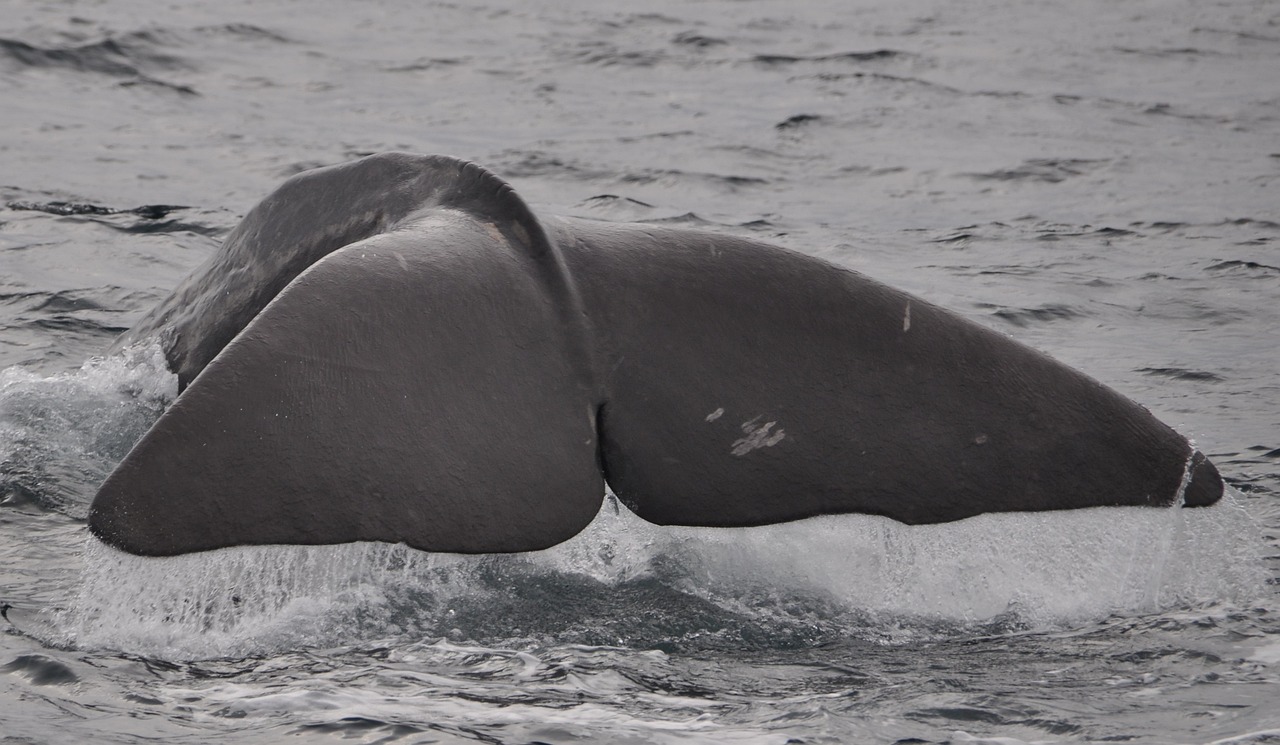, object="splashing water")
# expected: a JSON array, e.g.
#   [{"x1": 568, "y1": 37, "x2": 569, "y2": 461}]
[
  {"x1": 0, "y1": 347, "x2": 1264, "y2": 659},
  {"x1": 61, "y1": 492, "x2": 1265, "y2": 659},
  {"x1": 0, "y1": 344, "x2": 175, "y2": 515}
]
